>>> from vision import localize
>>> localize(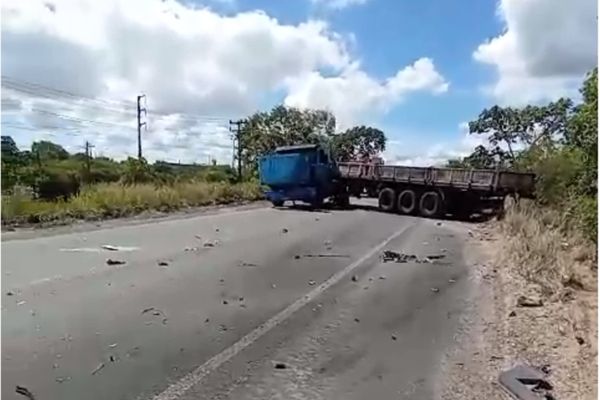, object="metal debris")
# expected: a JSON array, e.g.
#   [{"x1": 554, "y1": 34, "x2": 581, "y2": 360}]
[
  {"x1": 6, "y1": 290, "x2": 14, "y2": 296},
  {"x1": 16, "y1": 385, "x2": 36, "y2": 400},
  {"x1": 499, "y1": 364, "x2": 554, "y2": 400},
  {"x1": 55, "y1": 376, "x2": 70, "y2": 383},
  {"x1": 158, "y1": 261, "x2": 169, "y2": 267},
  {"x1": 101, "y1": 245, "x2": 119, "y2": 251},
  {"x1": 430, "y1": 287, "x2": 440, "y2": 293},
  {"x1": 517, "y1": 295, "x2": 543, "y2": 308},
  {"x1": 282, "y1": 228, "x2": 288, "y2": 233},
  {"x1": 351, "y1": 275, "x2": 358, "y2": 282},
  {"x1": 509, "y1": 311, "x2": 517, "y2": 317},
  {"x1": 91, "y1": 362, "x2": 105, "y2": 375},
  {"x1": 274, "y1": 362, "x2": 287, "y2": 369},
  {"x1": 302, "y1": 254, "x2": 350, "y2": 258},
  {"x1": 382, "y1": 250, "x2": 446, "y2": 264},
  {"x1": 109, "y1": 343, "x2": 118, "y2": 348},
  {"x1": 391, "y1": 334, "x2": 397, "y2": 341},
  {"x1": 448, "y1": 278, "x2": 456, "y2": 283},
  {"x1": 17, "y1": 300, "x2": 26, "y2": 306},
  {"x1": 106, "y1": 259, "x2": 126, "y2": 266},
  {"x1": 308, "y1": 280, "x2": 316, "y2": 286},
  {"x1": 184, "y1": 246, "x2": 199, "y2": 252},
  {"x1": 203, "y1": 240, "x2": 217, "y2": 248}
]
